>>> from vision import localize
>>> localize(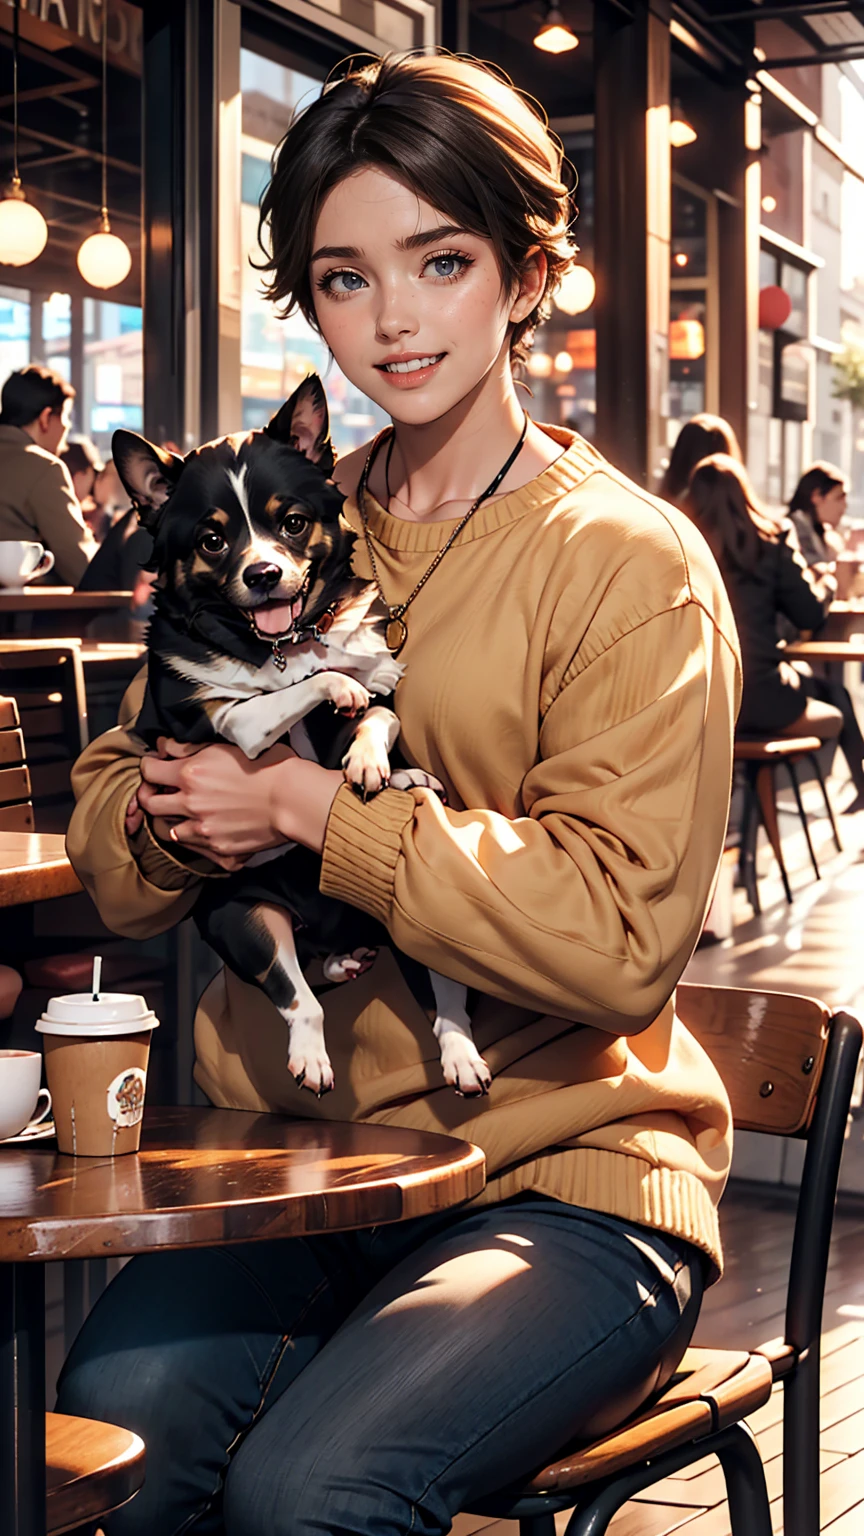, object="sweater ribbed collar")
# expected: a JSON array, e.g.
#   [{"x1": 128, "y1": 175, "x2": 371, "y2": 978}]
[{"x1": 343, "y1": 425, "x2": 602, "y2": 554}]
